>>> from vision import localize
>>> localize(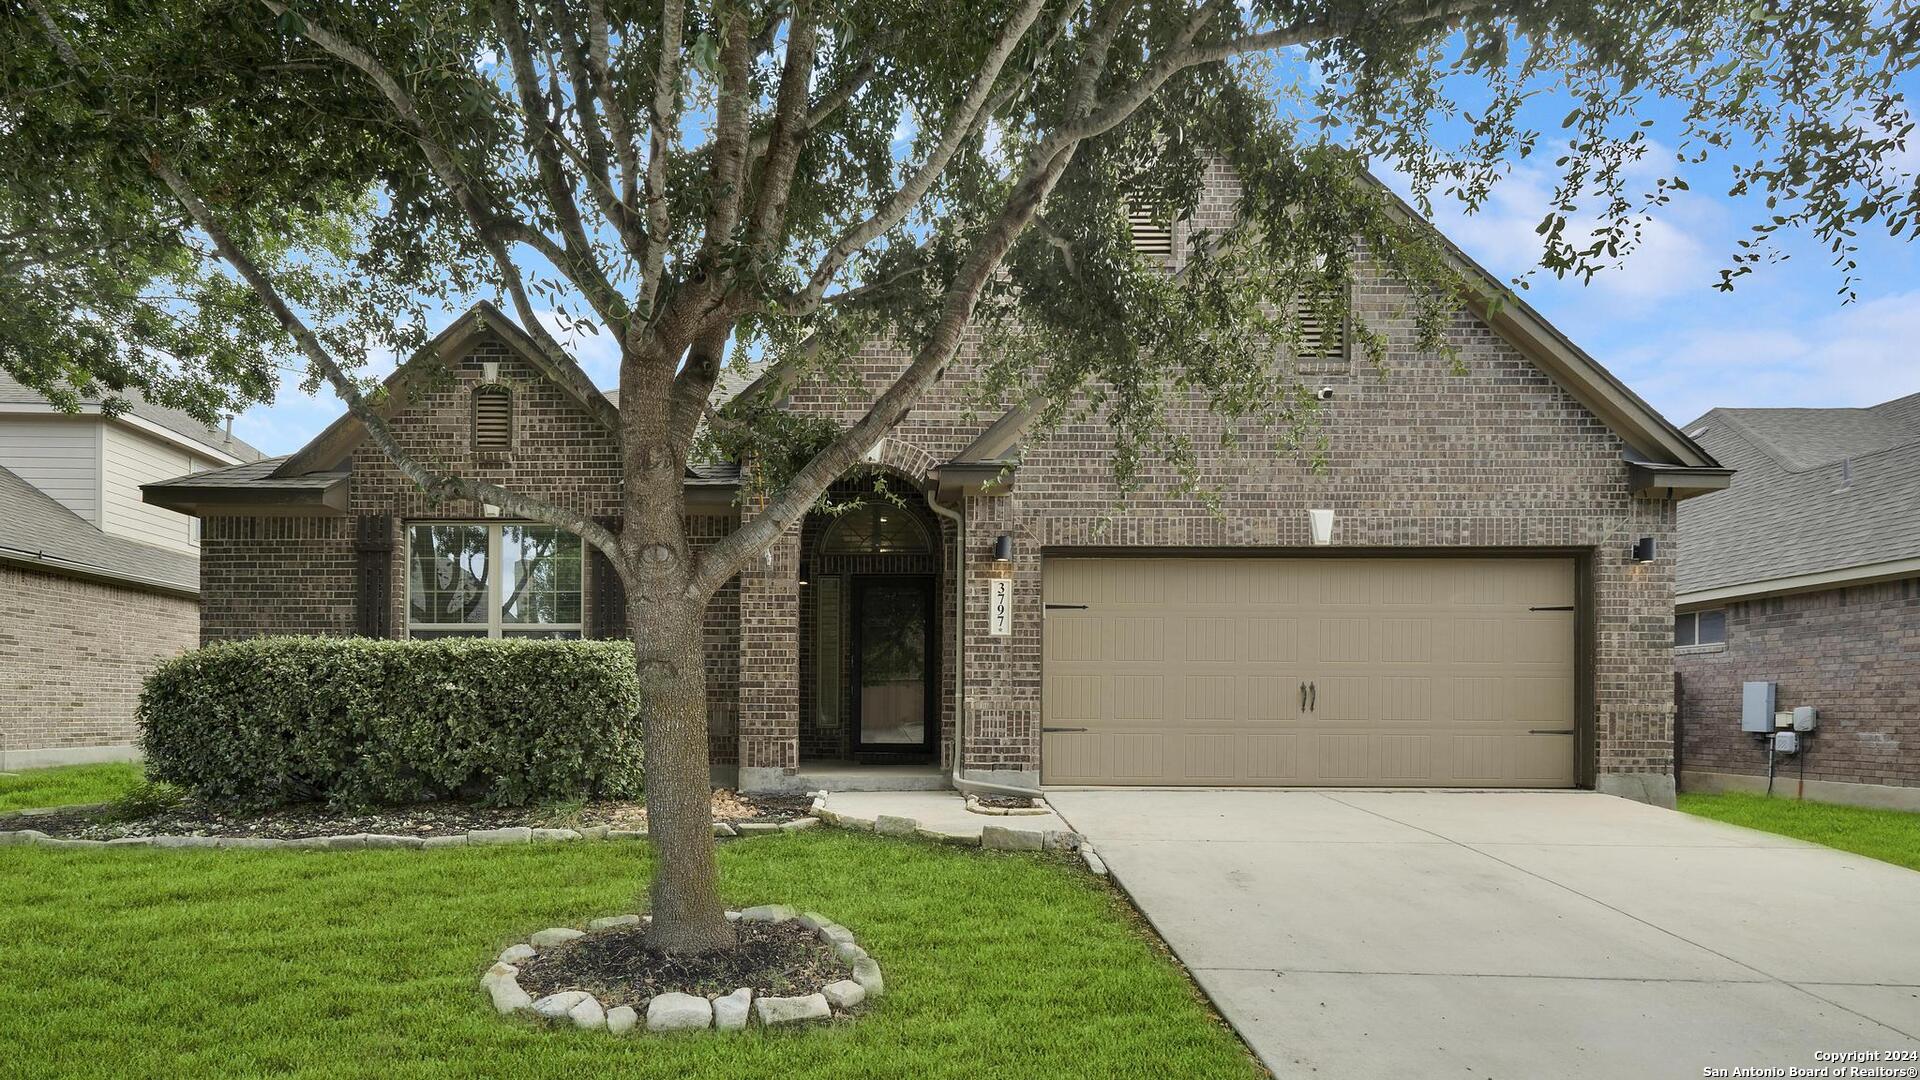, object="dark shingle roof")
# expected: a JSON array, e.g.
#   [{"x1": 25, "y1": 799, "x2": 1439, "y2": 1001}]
[
  {"x1": 0, "y1": 371, "x2": 263, "y2": 462},
  {"x1": 1677, "y1": 391, "x2": 1920, "y2": 596},
  {"x1": 0, "y1": 465, "x2": 198, "y2": 593},
  {"x1": 145, "y1": 455, "x2": 339, "y2": 491}
]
